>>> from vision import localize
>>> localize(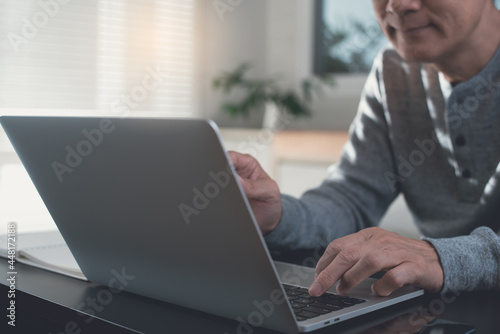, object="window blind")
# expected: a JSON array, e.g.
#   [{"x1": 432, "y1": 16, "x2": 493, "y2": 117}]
[{"x1": 0, "y1": 0, "x2": 197, "y2": 117}]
